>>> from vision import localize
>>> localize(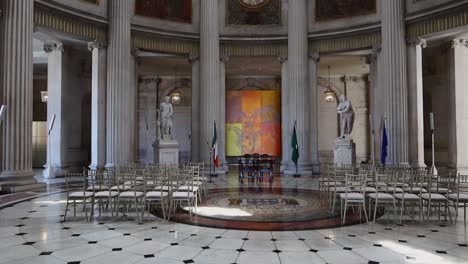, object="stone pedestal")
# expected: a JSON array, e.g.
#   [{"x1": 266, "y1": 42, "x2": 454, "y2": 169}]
[
  {"x1": 334, "y1": 137, "x2": 356, "y2": 166},
  {"x1": 155, "y1": 140, "x2": 179, "y2": 165}
]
